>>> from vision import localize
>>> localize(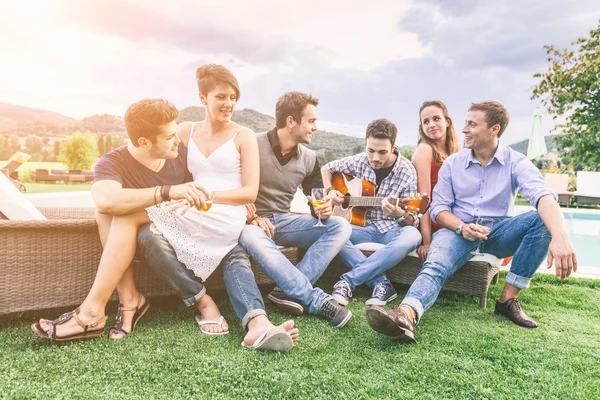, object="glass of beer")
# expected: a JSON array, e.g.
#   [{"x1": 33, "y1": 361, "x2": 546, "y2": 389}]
[
  {"x1": 199, "y1": 200, "x2": 213, "y2": 213},
  {"x1": 311, "y1": 188, "x2": 326, "y2": 227}
]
